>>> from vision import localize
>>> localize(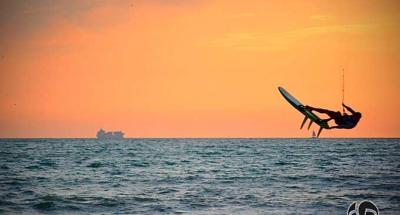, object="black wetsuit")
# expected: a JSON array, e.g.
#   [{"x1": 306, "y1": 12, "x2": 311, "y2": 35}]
[{"x1": 307, "y1": 104, "x2": 361, "y2": 129}]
